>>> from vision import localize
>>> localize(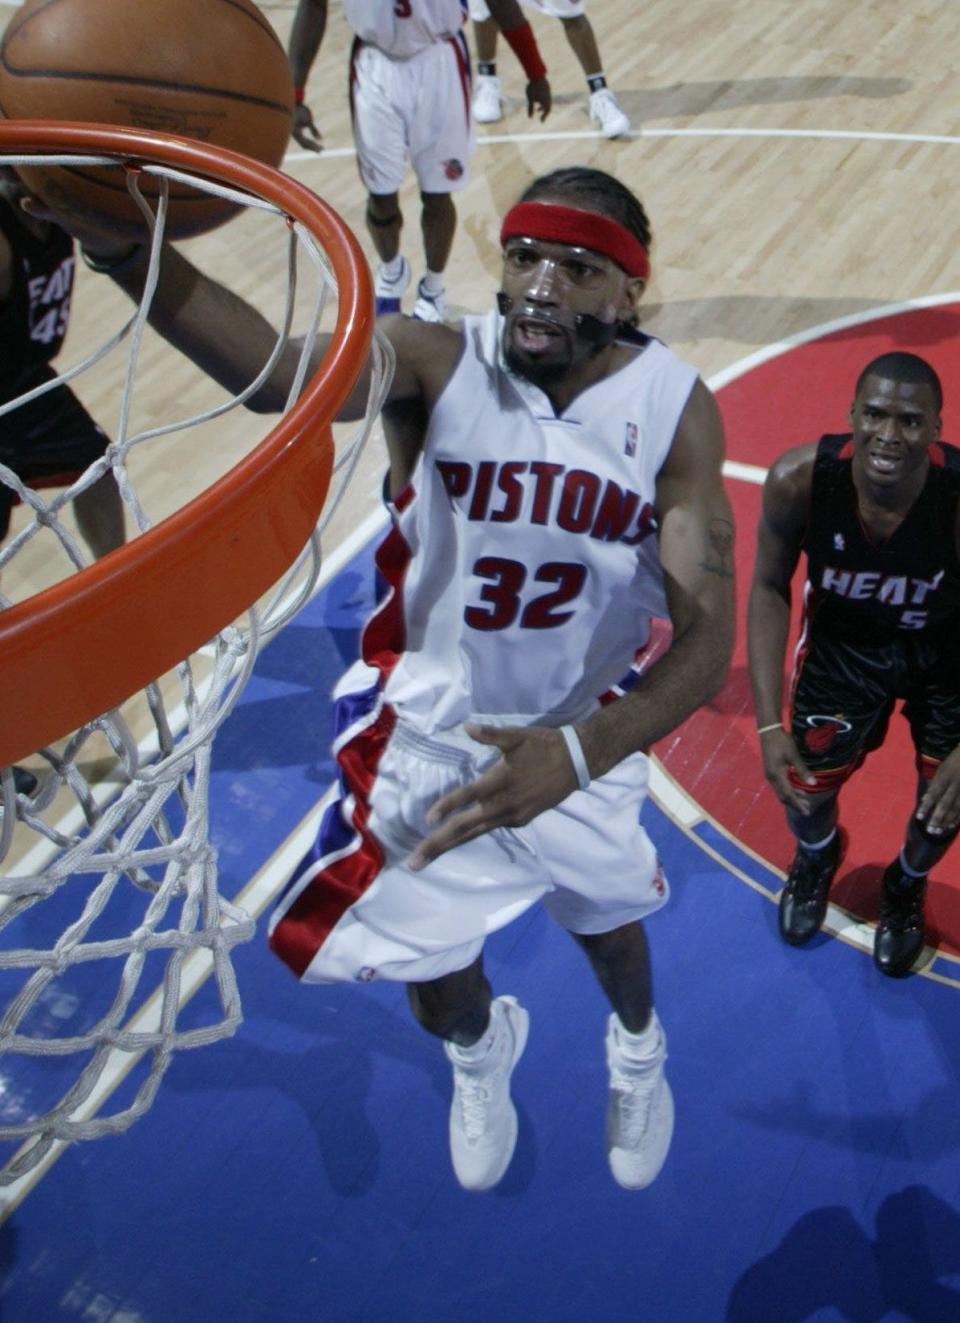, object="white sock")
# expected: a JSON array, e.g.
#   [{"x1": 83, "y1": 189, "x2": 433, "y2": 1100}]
[
  {"x1": 421, "y1": 270, "x2": 444, "y2": 296},
  {"x1": 615, "y1": 1012, "x2": 660, "y2": 1056},
  {"x1": 379, "y1": 254, "x2": 405, "y2": 281},
  {"x1": 449, "y1": 1006, "x2": 499, "y2": 1061},
  {"x1": 898, "y1": 848, "x2": 927, "y2": 880},
  {"x1": 800, "y1": 829, "x2": 836, "y2": 852}
]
